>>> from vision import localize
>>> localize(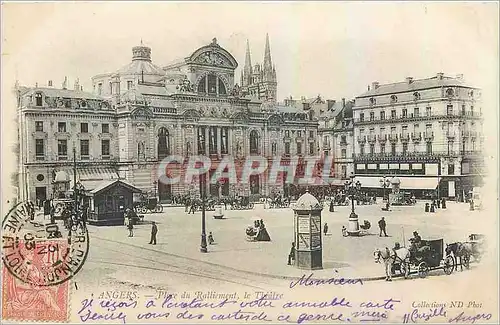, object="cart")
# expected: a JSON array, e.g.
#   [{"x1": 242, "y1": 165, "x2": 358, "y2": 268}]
[{"x1": 403, "y1": 238, "x2": 455, "y2": 278}]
